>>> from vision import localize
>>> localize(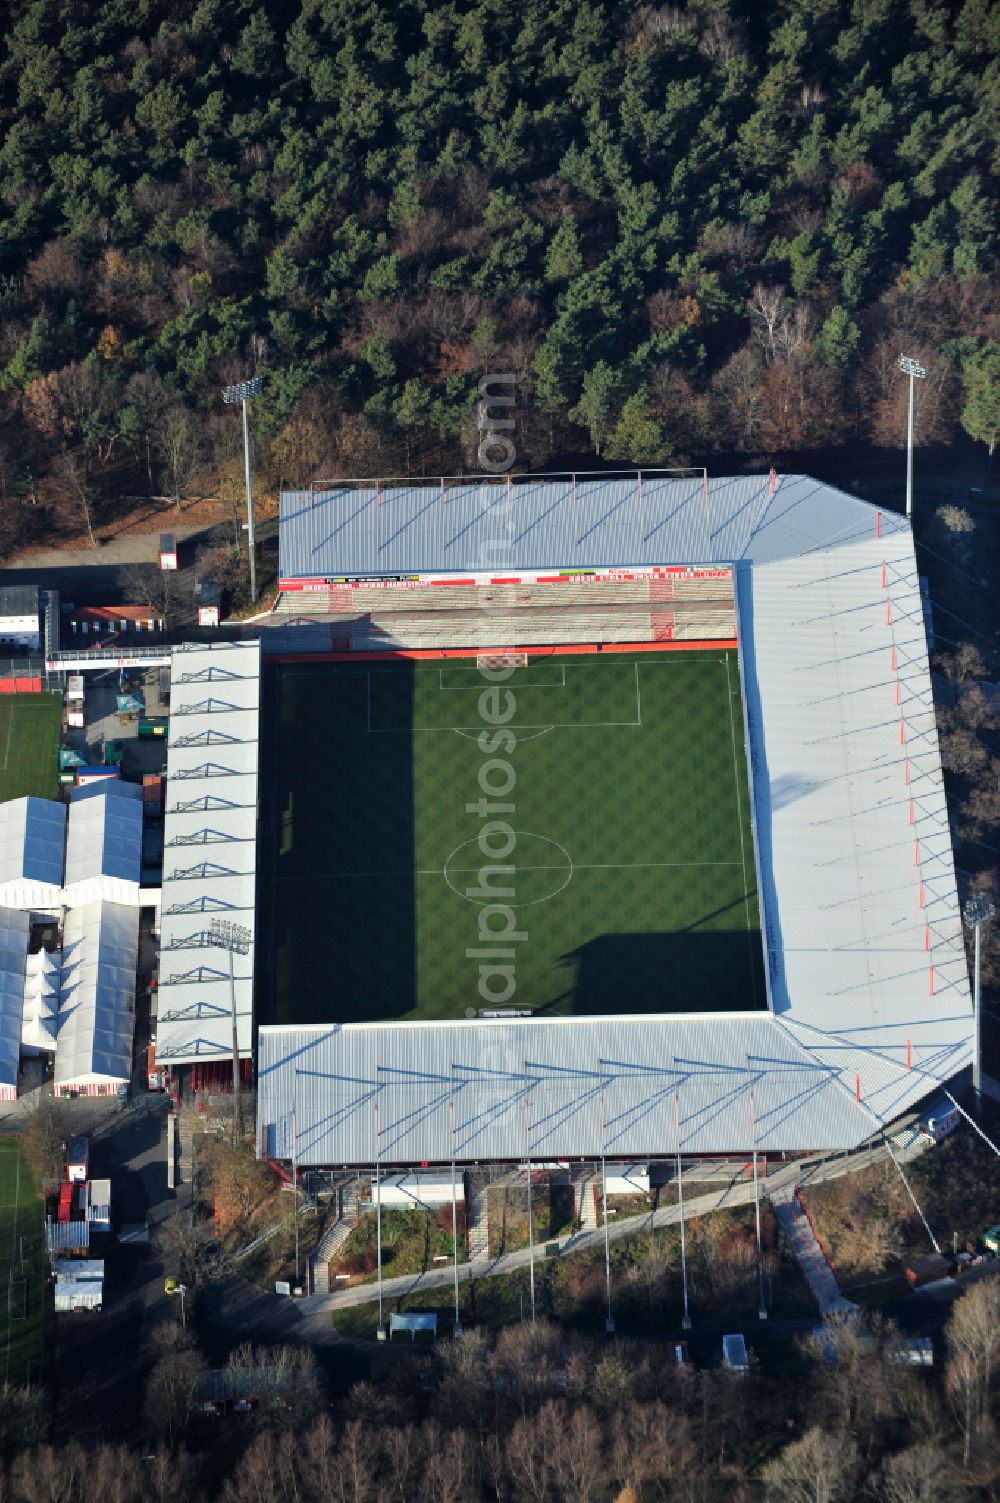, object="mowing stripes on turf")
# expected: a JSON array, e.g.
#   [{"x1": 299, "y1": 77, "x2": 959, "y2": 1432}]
[{"x1": 265, "y1": 650, "x2": 766, "y2": 1027}]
